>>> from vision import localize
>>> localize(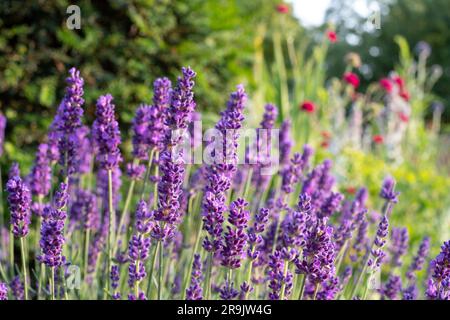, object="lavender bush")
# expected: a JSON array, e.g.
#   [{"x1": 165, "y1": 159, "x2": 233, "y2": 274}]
[{"x1": 0, "y1": 67, "x2": 448, "y2": 301}]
